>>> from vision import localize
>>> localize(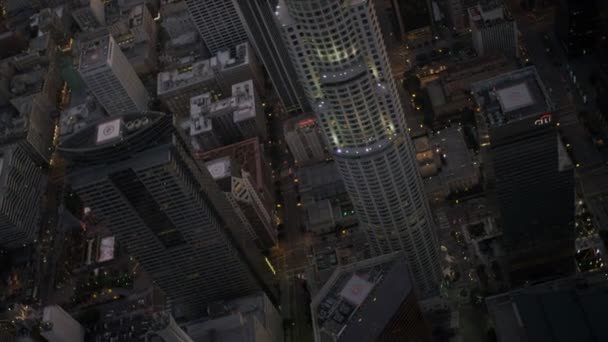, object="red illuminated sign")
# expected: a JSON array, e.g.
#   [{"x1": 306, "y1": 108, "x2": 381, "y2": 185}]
[
  {"x1": 298, "y1": 119, "x2": 315, "y2": 128},
  {"x1": 534, "y1": 113, "x2": 552, "y2": 126}
]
